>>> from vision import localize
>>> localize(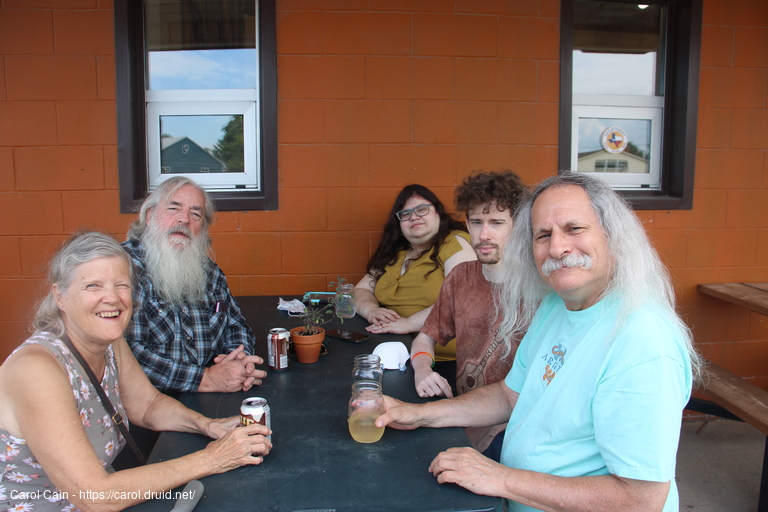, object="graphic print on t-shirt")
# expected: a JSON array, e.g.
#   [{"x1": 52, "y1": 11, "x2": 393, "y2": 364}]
[{"x1": 541, "y1": 342, "x2": 566, "y2": 385}]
